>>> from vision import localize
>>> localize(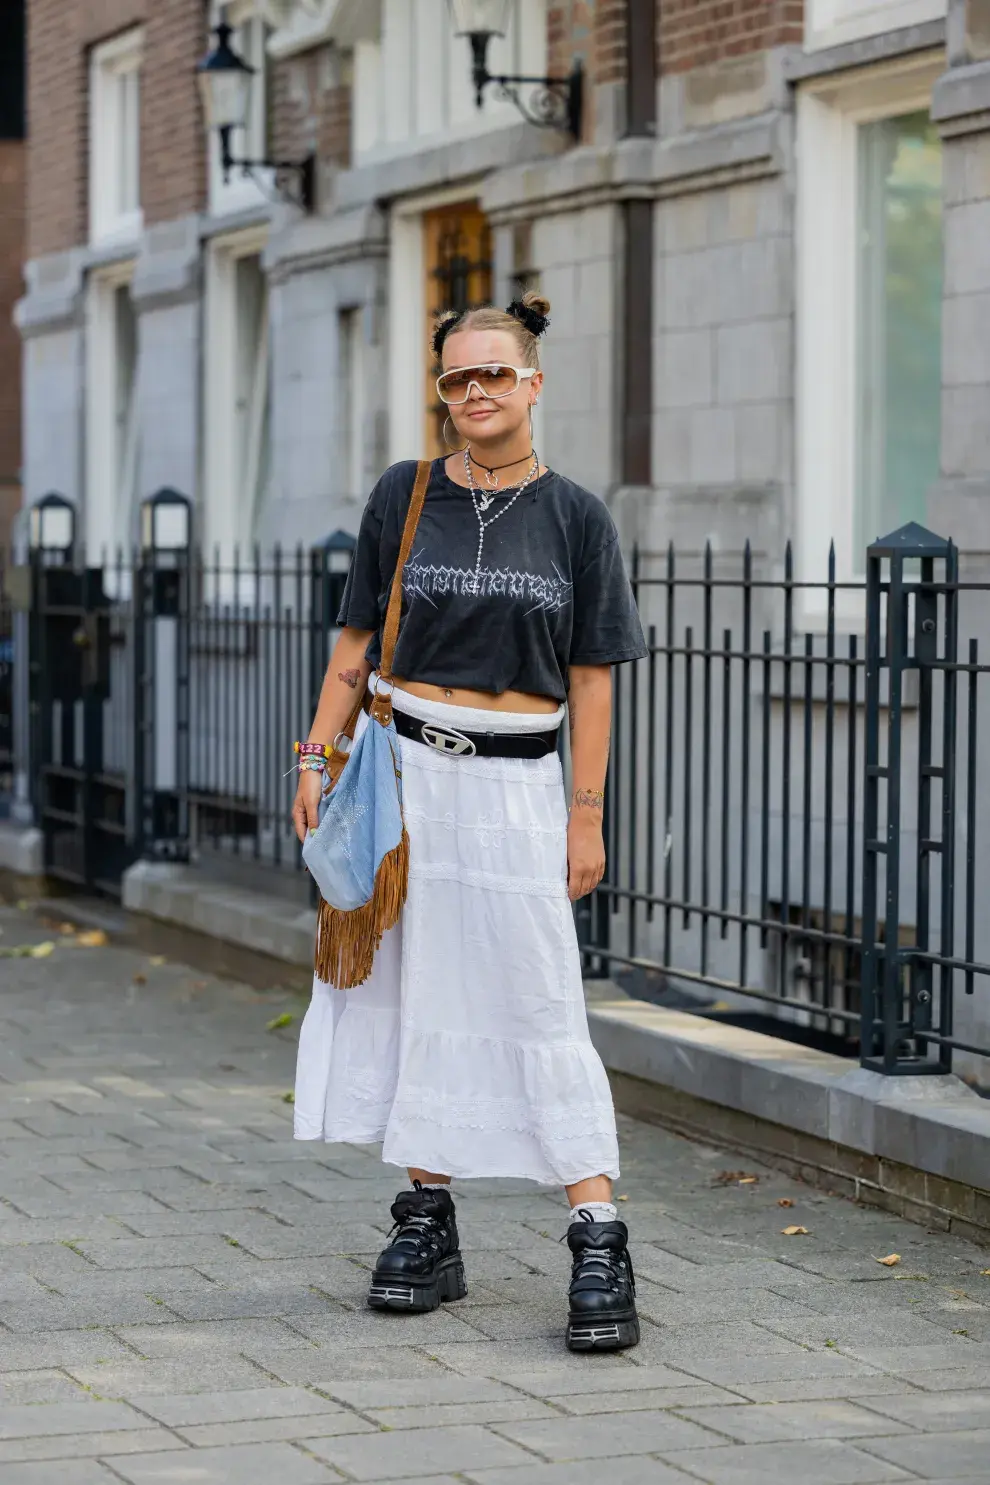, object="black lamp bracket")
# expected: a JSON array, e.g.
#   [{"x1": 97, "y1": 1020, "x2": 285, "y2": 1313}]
[
  {"x1": 469, "y1": 34, "x2": 583, "y2": 139},
  {"x1": 218, "y1": 125, "x2": 316, "y2": 212}
]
